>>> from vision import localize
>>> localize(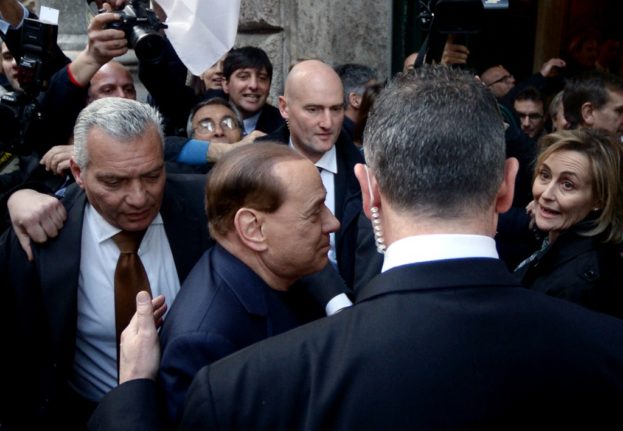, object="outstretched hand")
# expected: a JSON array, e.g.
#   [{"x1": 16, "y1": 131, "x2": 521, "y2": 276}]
[{"x1": 118, "y1": 292, "x2": 165, "y2": 384}]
